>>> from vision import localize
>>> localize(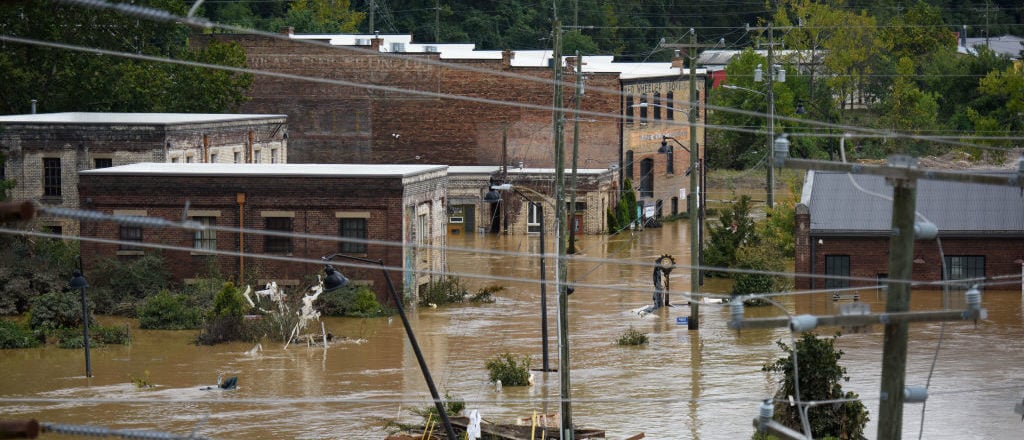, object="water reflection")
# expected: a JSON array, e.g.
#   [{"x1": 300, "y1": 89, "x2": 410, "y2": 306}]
[{"x1": 2, "y1": 221, "x2": 1023, "y2": 439}]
